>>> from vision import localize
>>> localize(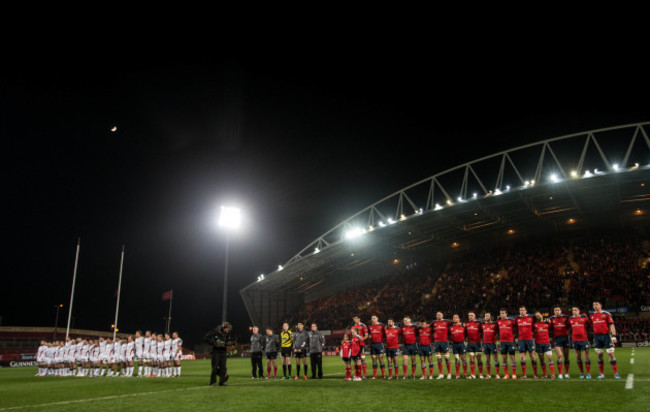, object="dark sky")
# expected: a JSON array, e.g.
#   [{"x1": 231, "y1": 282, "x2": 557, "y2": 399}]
[{"x1": 2, "y1": 52, "x2": 649, "y2": 348}]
